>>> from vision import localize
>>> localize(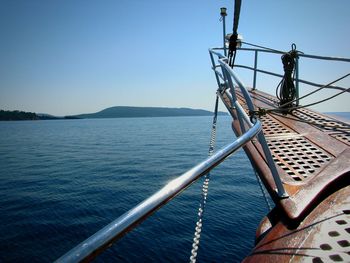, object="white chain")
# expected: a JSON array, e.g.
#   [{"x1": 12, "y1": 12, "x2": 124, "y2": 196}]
[{"x1": 189, "y1": 95, "x2": 219, "y2": 263}]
